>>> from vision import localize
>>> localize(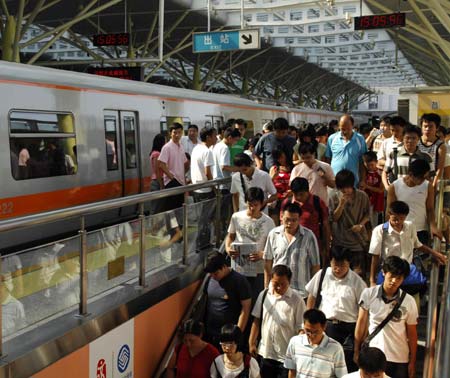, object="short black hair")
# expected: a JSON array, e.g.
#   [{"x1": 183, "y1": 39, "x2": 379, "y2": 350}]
[
  {"x1": 421, "y1": 113, "x2": 441, "y2": 127},
  {"x1": 204, "y1": 252, "x2": 228, "y2": 273},
  {"x1": 290, "y1": 177, "x2": 309, "y2": 193},
  {"x1": 316, "y1": 125, "x2": 329, "y2": 137},
  {"x1": 188, "y1": 124, "x2": 199, "y2": 131},
  {"x1": 390, "y1": 116, "x2": 407, "y2": 128},
  {"x1": 248, "y1": 136, "x2": 260, "y2": 148},
  {"x1": 246, "y1": 187, "x2": 264, "y2": 203},
  {"x1": 223, "y1": 127, "x2": 241, "y2": 139},
  {"x1": 182, "y1": 319, "x2": 204, "y2": 337},
  {"x1": 273, "y1": 117, "x2": 289, "y2": 131},
  {"x1": 330, "y1": 246, "x2": 352, "y2": 263},
  {"x1": 234, "y1": 119, "x2": 246, "y2": 127},
  {"x1": 408, "y1": 158, "x2": 430, "y2": 178},
  {"x1": 403, "y1": 124, "x2": 422, "y2": 138},
  {"x1": 288, "y1": 125, "x2": 298, "y2": 134},
  {"x1": 335, "y1": 169, "x2": 355, "y2": 189},
  {"x1": 169, "y1": 122, "x2": 184, "y2": 132},
  {"x1": 282, "y1": 202, "x2": 302, "y2": 215},
  {"x1": 234, "y1": 153, "x2": 253, "y2": 167},
  {"x1": 199, "y1": 126, "x2": 216, "y2": 142},
  {"x1": 263, "y1": 121, "x2": 273, "y2": 132},
  {"x1": 382, "y1": 256, "x2": 410, "y2": 278},
  {"x1": 381, "y1": 117, "x2": 391, "y2": 125},
  {"x1": 219, "y1": 324, "x2": 243, "y2": 350},
  {"x1": 271, "y1": 264, "x2": 292, "y2": 281},
  {"x1": 363, "y1": 151, "x2": 377, "y2": 163},
  {"x1": 389, "y1": 200, "x2": 409, "y2": 216},
  {"x1": 298, "y1": 142, "x2": 317, "y2": 156},
  {"x1": 303, "y1": 309, "x2": 327, "y2": 325},
  {"x1": 358, "y1": 347, "x2": 387, "y2": 374},
  {"x1": 271, "y1": 148, "x2": 286, "y2": 163}
]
